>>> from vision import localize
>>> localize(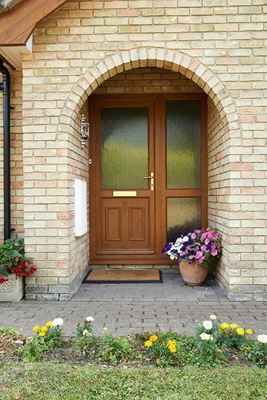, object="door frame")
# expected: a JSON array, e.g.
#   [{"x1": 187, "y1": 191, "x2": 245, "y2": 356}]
[{"x1": 88, "y1": 93, "x2": 207, "y2": 265}]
